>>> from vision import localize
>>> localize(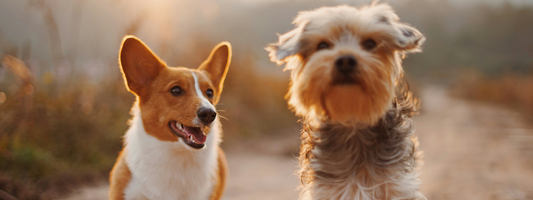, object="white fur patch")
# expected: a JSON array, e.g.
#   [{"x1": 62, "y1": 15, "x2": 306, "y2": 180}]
[
  {"x1": 191, "y1": 72, "x2": 216, "y2": 126},
  {"x1": 123, "y1": 105, "x2": 221, "y2": 200},
  {"x1": 191, "y1": 72, "x2": 216, "y2": 111}
]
